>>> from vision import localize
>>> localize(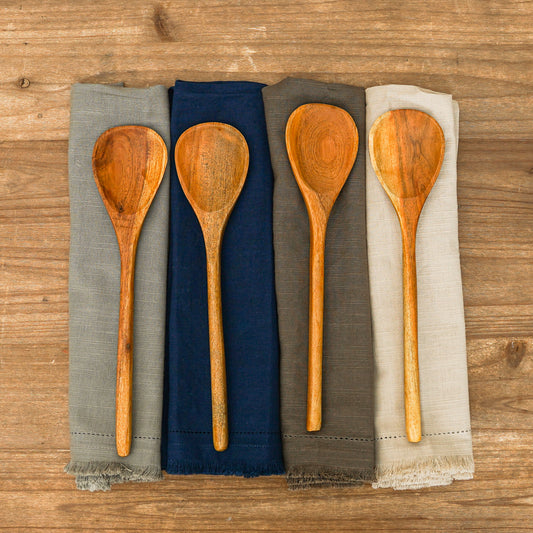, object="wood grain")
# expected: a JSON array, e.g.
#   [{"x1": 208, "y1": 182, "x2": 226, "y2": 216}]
[
  {"x1": 285, "y1": 103, "x2": 358, "y2": 432},
  {"x1": 369, "y1": 109, "x2": 445, "y2": 442},
  {"x1": 0, "y1": 0, "x2": 532, "y2": 530},
  {"x1": 175, "y1": 122, "x2": 249, "y2": 452}
]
